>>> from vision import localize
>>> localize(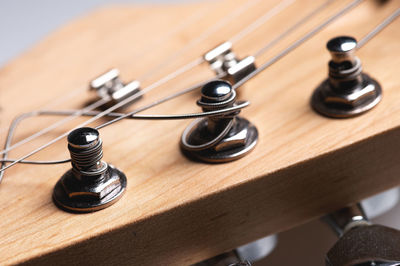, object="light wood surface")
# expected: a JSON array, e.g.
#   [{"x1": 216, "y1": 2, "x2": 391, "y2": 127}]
[{"x1": 0, "y1": 0, "x2": 400, "y2": 264}]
